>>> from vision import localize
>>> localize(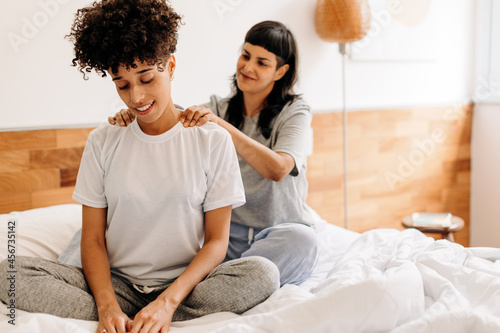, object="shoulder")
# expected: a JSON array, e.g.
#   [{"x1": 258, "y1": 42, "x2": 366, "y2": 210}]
[
  {"x1": 191, "y1": 121, "x2": 230, "y2": 142},
  {"x1": 202, "y1": 95, "x2": 231, "y2": 117},
  {"x1": 182, "y1": 122, "x2": 231, "y2": 153},
  {"x1": 88, "y1": 123, "x2": 118, "y2": 141},
  {"x1": 285, "y1": 96, "x2": 311, "y2": 115},
  {"x1": 275, "y1": 96, "x2": 312, "y2": 125},
  {"x1": 86, "y1": 123, "x2": 129, "y2": 149}
]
